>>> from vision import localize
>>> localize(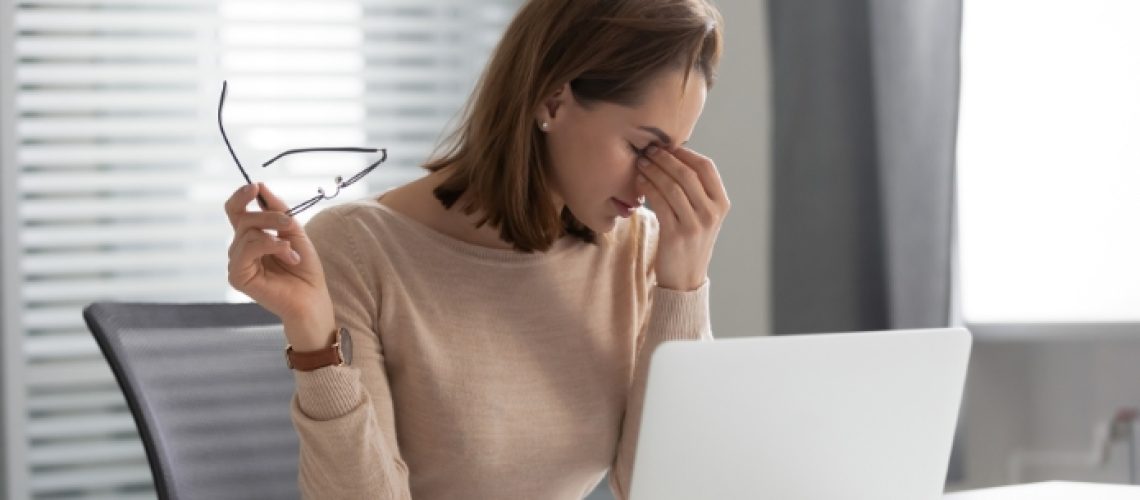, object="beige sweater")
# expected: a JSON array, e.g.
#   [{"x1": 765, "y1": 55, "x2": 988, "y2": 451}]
[{"x1": 291, "y1": 194, "x2": 713, "y2": 500}]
